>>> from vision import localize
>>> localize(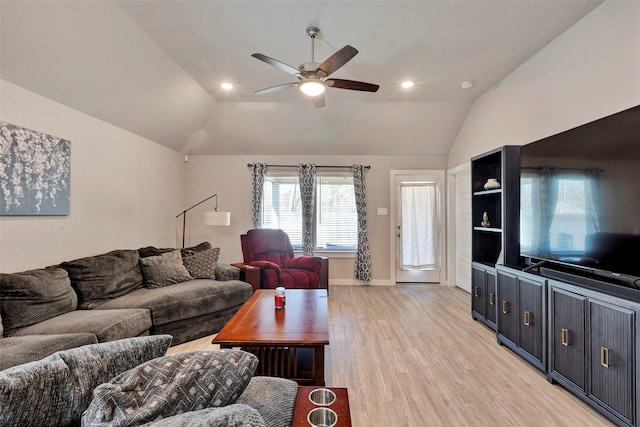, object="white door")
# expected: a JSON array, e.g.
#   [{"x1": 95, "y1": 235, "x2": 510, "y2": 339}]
[
  {"x1": 450, "y1": 164, "x2": 472, "y2": 292},
  {"x1": 394, "y1": 173, "x2": 442, "y2": 283}
]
